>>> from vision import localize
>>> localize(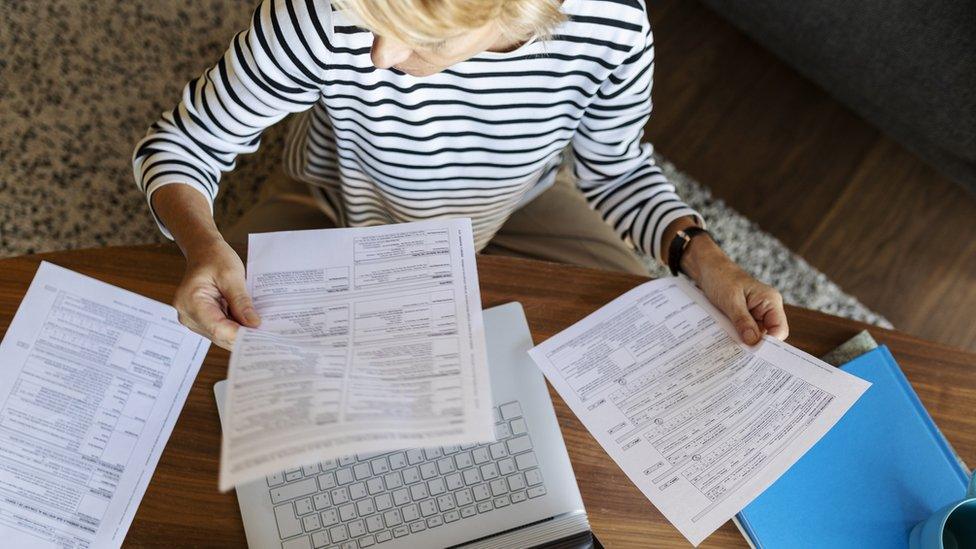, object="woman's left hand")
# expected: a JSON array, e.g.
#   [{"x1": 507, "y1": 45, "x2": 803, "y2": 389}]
[{"x1": 680, "y1": 235, "x2": 789, "y2": 345}]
